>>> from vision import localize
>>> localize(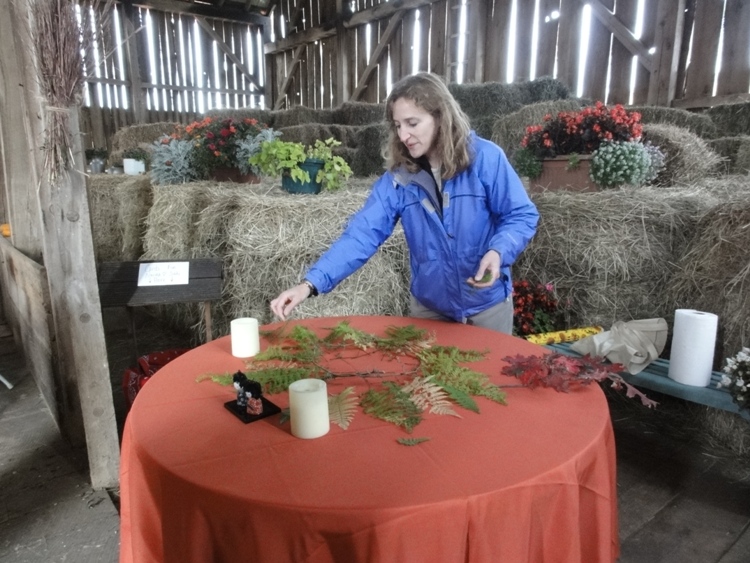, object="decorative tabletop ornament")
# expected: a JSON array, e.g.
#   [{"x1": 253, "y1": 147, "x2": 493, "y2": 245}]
[{"x1": 224, "y1": 370, "x2": 281, "y2": 424}]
